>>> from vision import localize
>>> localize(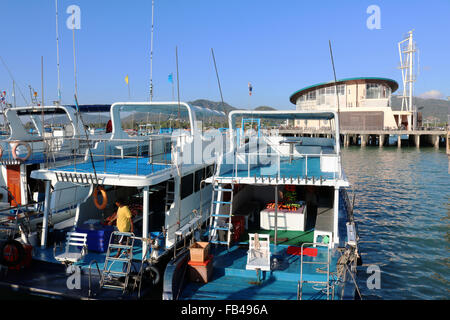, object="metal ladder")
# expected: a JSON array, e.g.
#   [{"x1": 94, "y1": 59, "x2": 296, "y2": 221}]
[
  {"x1": 100, "y1": 231, "x2": 135, "y2": 294},
  {"x1": 165, "y1": 178, "x2": 175, "y2": 212},
  {"x1": 208, "y1": 181, "x2": 234, "y2": 249},
  {"x1": 297, "y1": 242, "x2": 332, "y2": 300}
]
